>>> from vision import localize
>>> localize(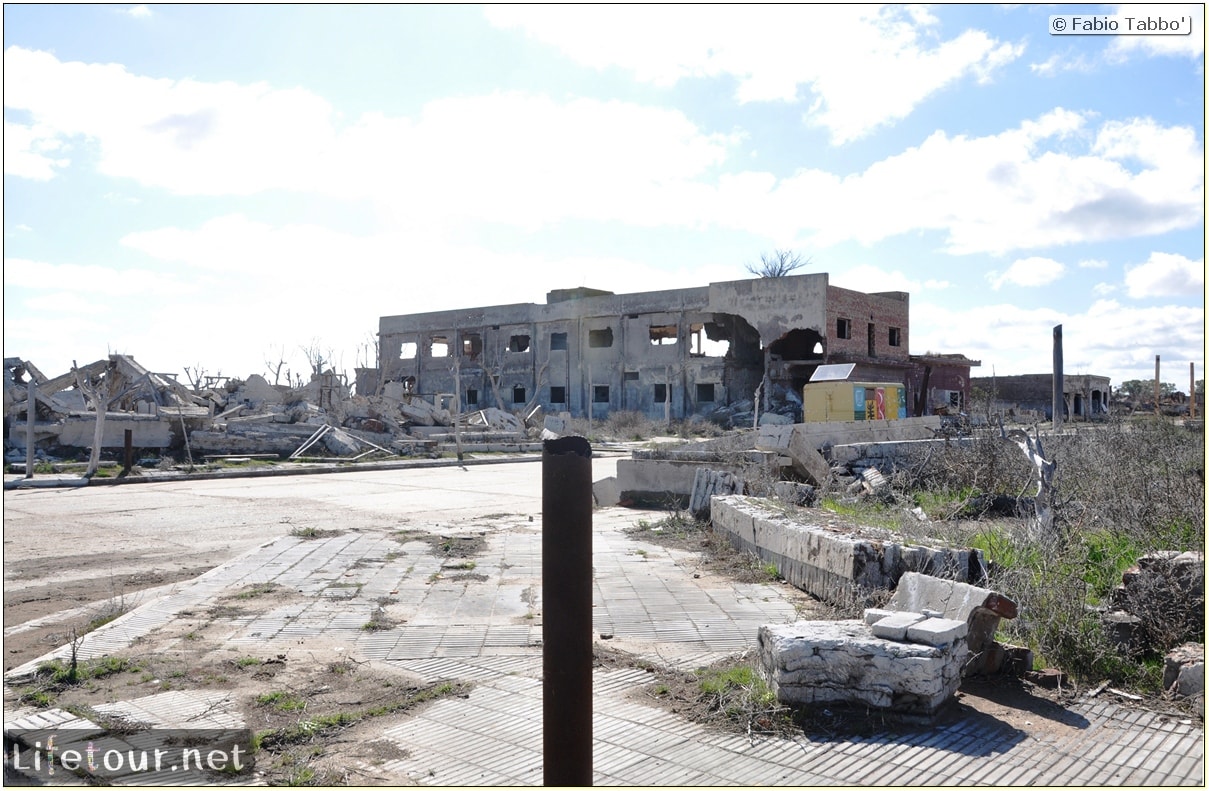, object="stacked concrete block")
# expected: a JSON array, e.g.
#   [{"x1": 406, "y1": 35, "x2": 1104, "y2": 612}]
[
  {"x1": 758, "y1": 620, "x2": 967, "y2": 718},
  {"x1": 710, "y1": 496, "x2": 983, "y2": 603},
  {"x1": 886, "y1": 571, "x2": 1026, "y2": 678}
]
